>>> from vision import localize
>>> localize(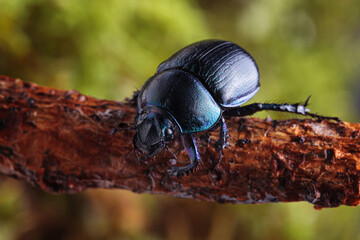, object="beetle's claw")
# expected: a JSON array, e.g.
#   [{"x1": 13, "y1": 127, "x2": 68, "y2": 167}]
[
  {"x1": 318, "y1": 115, "x2": 342, "y2": 122},
  {"x1": 301, "y1": 96, "x2": 341, "y2": 122},
  {"x1": 305, "y1": 112, "x2": 342, "y2": 122}
]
